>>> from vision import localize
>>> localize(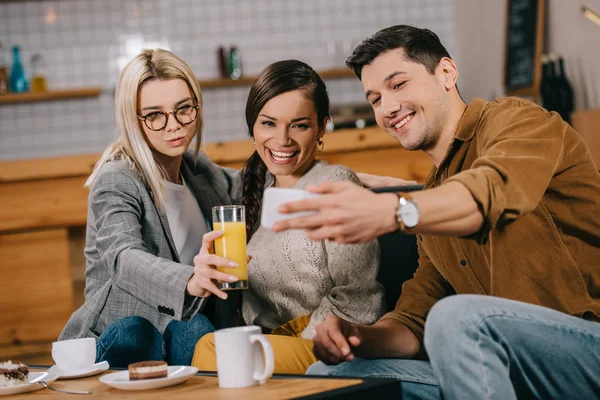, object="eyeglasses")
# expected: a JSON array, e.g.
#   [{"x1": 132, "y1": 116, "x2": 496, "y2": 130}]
[{"x1": 137, "y1": 104, "x2": 199, "y2": 131}]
